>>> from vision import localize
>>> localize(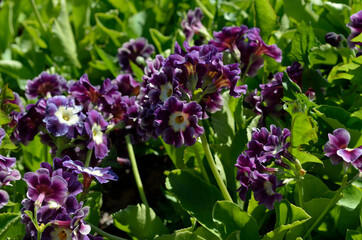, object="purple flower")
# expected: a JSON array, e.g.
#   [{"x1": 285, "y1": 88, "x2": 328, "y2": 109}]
[
  {"x1": 237, "y1": 28, "x2": 282, "y2": 77},
  {"x1": 12, "y1": 99, "x2": 46, "y2": 144},
  {"x1": 84, "y1": 110, "x2": 108, "y2": 159},
  {"x1": 257, "y1": 73, "x2": 284, "y2": 116},
  {"x1": 43, "y1": 96, "x2": 85, "y2": 138},
  {"x1": 251, "y1": 171, "x2": 282, "y2": 210},
  {"x1": 324, "y1": 128, "x2": 362, "y2": 167},
  {"x1": 181, "y1": 8, "x2": 206, "y2": 42},
  {"x1": 63, "y1": 160, "x2": 118, "y2": 184},
  {"x1": 155, "y1": 97, "x2": 204, "y2": 148},
  {"x1": 69, "y1": 75, "x2": 119, "y2": 111},
  {"x1": 0, "y1": 128, "x2": 5, "y2": 146},
  {"x1": 23, "y1": 168, "x2": 68, "y2": 205},
  {"x1": 347, "y1": 11, "x2": 362, "y2": 48},
  {"x1": 286, "y1": 62, "x2": 303, "y2": 87},
  {"x1": 117, "y1": 38, "x2": 155, "y2": 74},
  {"x1": 209, "y1": 25, "x2": 248, "y2": 52},
  {"x1": 136, "y1": 102, "x2": 160, "y2": 141},
  {"x1": 142, "y1": 55, "x2": 166, "y2": 83},
  {"x1": 0, "y1": 189, "x2": 9, "y2": 208},
  {"x1": 113, "y1": 74, "x2": 140, "y2": 96},
  {"x1": 325, "y1": 32, "x2": 342, "y2": 47},
  {"x1": 235, "y1": 154, "x2": 256, "y2": 201},
  {"x1": 0, "y1": 155, "x2": 16, "y2": 171},
  {"x1": 25, "y1": 72, "x2": 67, "y2": 99},
  {"x1": 107, "y1": 95, "x2": 139, "y2": 128}
]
